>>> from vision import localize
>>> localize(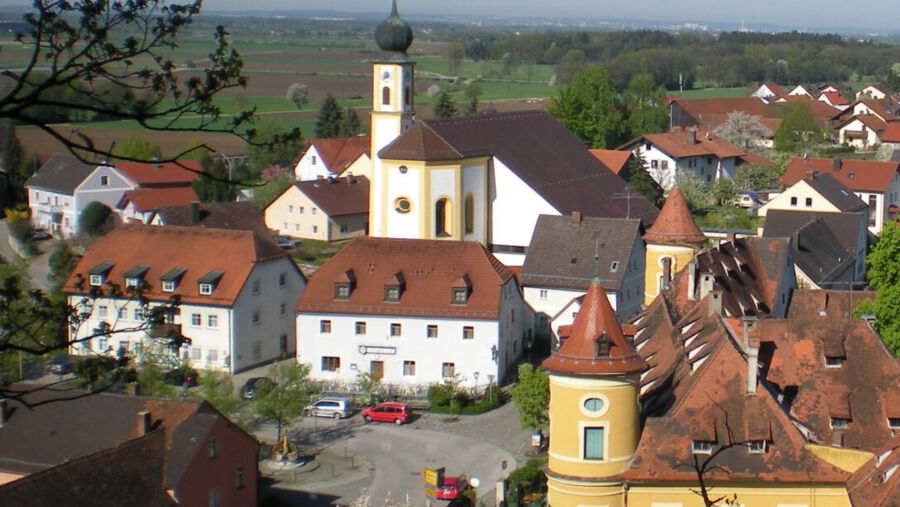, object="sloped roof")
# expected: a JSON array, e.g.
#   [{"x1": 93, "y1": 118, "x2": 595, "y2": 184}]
[
  {"x1": 542, "y1": 281, "x2": 646, "y2": 376},
  {"x1": 521, "y1": 214, "x2": 641, "y2": 291},
  {"x1": 739, "y1": 151, "x2": 777, "y2": 168},
  {"x1": 301, "y1": 137, "x2": 370, "y2": 175},
  {"x1": 119, "y1": 187, "x2": 199, "y2": 213},
  {"x1": 880, "y1": 122, "x2": 900, "y2": 143},
  {"x1": 820, "y1": 91, "x2": 849, "y2": 106},
  {"x1": 625, "y1": 332, "x2": 850, "y2": 484},
  {"x1": 622, "y1": 130, "x2": 744, "y2": 160},
  {"x1": 24, "y1": 154, "x2": 98, "y2": 194},
  {"x1": 62, "y1": 224, "x2": 290, "y2": 306},
  {"x1": 294, "y1": 175, "x2": 369, "y2": 217},
  {"x1": 783, "y1": 157, "x2": 900, "y2": 193},
  {"x1": 297, "y1": 237, "x2": 515, "y2": 319},
  {"x1": 836, "y1": 113, "x2": 889, "y2": 132},
  {"x1": 763, "y1": 209, "x2": 864, "y2": 262},
  {"x1": 112, "y1": 161, "x2": 200, "y2": 186},
  {"x1": 847, "y1": 437, "x2": 900, "y2": 506},
  {"x1": 671, "y1": 96, "x2": 837, "y2": 133},
  {"x1": 379, "y1": 111, "x2": 659, "y2": 225},
  {"x1": 587, "y1": 149, "x2": 632, "y2": 174},
  {"x1": 152, "y1": 201, "x2": 270, "y2": 236},
  {"x1": 0, "y1": 430, "x2": 174, "y2": 507},
  {"x1": 757, "y1": 82, "x2": 787, "y2": 97},
  {"x1": 642, "y1": 188, "x2": 707, "y2": 246},
  {"x1": 782, "y1": 217, "x2": 855, "y2": 285}
]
